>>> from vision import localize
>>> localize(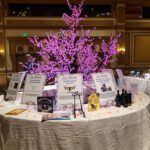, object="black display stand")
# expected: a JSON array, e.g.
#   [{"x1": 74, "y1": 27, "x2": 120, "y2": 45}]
[{"x1": 72, "y1": 91, "x2": 86, "y2": 118}]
